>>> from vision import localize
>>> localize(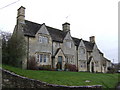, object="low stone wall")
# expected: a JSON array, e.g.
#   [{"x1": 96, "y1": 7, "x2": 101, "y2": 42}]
[
  {"x1": 2, "y1": 68, "x2": 103, "y2": 89},
  {"x1": 116, "y1": 82, "x2": 120, "y2": 90}
]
